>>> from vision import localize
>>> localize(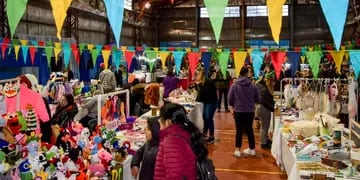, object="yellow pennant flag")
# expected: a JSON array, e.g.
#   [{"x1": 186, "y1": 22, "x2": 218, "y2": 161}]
[
  {"x1": 121, "y1": 46, "x2": 127, "y2": 53},
  {"x1": 267, "y1": 0, "x2": 286, "y2": 44},
  {"x1": 14, "y1": 45, "x2": 20, "y2": 61},
  {"x1": 20, "y1": 40, "x2": 28, "y2": 46},
  {"x1": 185, "y1": 48, "x2": 192, "y2": 52},
  {"x1": 329, "y1": 50, "x2": 345, "y2": 74},
  {"x1": 153, "y1": 47, "x2": 159, "y2": 52},
  {"x1": 216, "y1": 48, "x2": 222, "y2": 53},
  {"x1": 159, "y1": 51, "x2": 170, "y2": 68},
  {"x1": 233, "y1": 51, "x2": 248, "y2": 77},
  {"x1": 54, "y1": 42, "x2": 61, "y2": 49},
  {"x1": 102, "y1": 50, "x2": 111, "y2": 69},
  {"x1": 300, "y1": 56, "x2": 305, "y2": 64},
  {"x1": 340, "y1": 46, "x2": 346, "y2": 50},
  {"x1": 344, "y1": 52, "x2": 349, "y2": 61},
  {"x1": 50, "y1": 0, "x2": 73, "y2": 39},
  {"x1": 54, "y1": 47, "x2": 62, "y2": 64},
  {"x1": 308, "y1": 47, "x2": 314, "y2": 51},
  {"x1": 87, "y1": 44, "x2": 94, "y2": 50}
]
